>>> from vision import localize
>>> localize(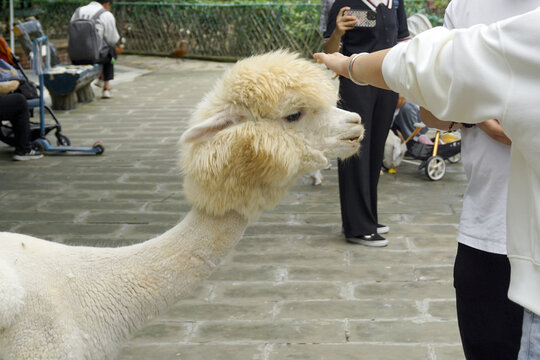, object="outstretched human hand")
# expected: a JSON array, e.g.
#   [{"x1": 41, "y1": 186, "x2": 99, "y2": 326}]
[
  {"x1": 314, "y1": 52, "x2": 349, "y2": 78},
  {"x1": 314, "y1": 50, "x2": 391, "y2": 90}
]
